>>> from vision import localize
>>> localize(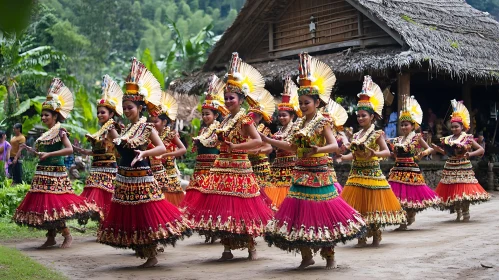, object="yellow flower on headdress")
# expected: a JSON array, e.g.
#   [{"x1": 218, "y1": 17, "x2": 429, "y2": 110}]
[
  {"x1": 203, "y1": 74, "x2": 229, "y2": 117},
  {"x1": 357, "y1": 75, "x2": 384, "y2": 117},
  {"x1": 42, "y1": 78, "x2": 74, "y2": 120},
  {"x1": 159, "y1": 91, "x2": 179, "y2": 121},
  {"x1": 399, "y1": 95, "x2": 422, "y2": 125},
  {"x1": 124, "y1": 57, "x2": 162, "y2": 108},
  {"x1": 98, "y1": 75, "x2": 124, "y2": 116},
  {"x1": 247, "y1": 89, "x2": 276, "y2": 123},
  {"x1": 224, "y1": 52, "x2": 265, "y2": 96},
  {"x1": 297, "y1": 52, "x2": 336, "y2": 105},
  {"x1": 450, "y1": 99, "x2": 470, "y2": 130}
]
